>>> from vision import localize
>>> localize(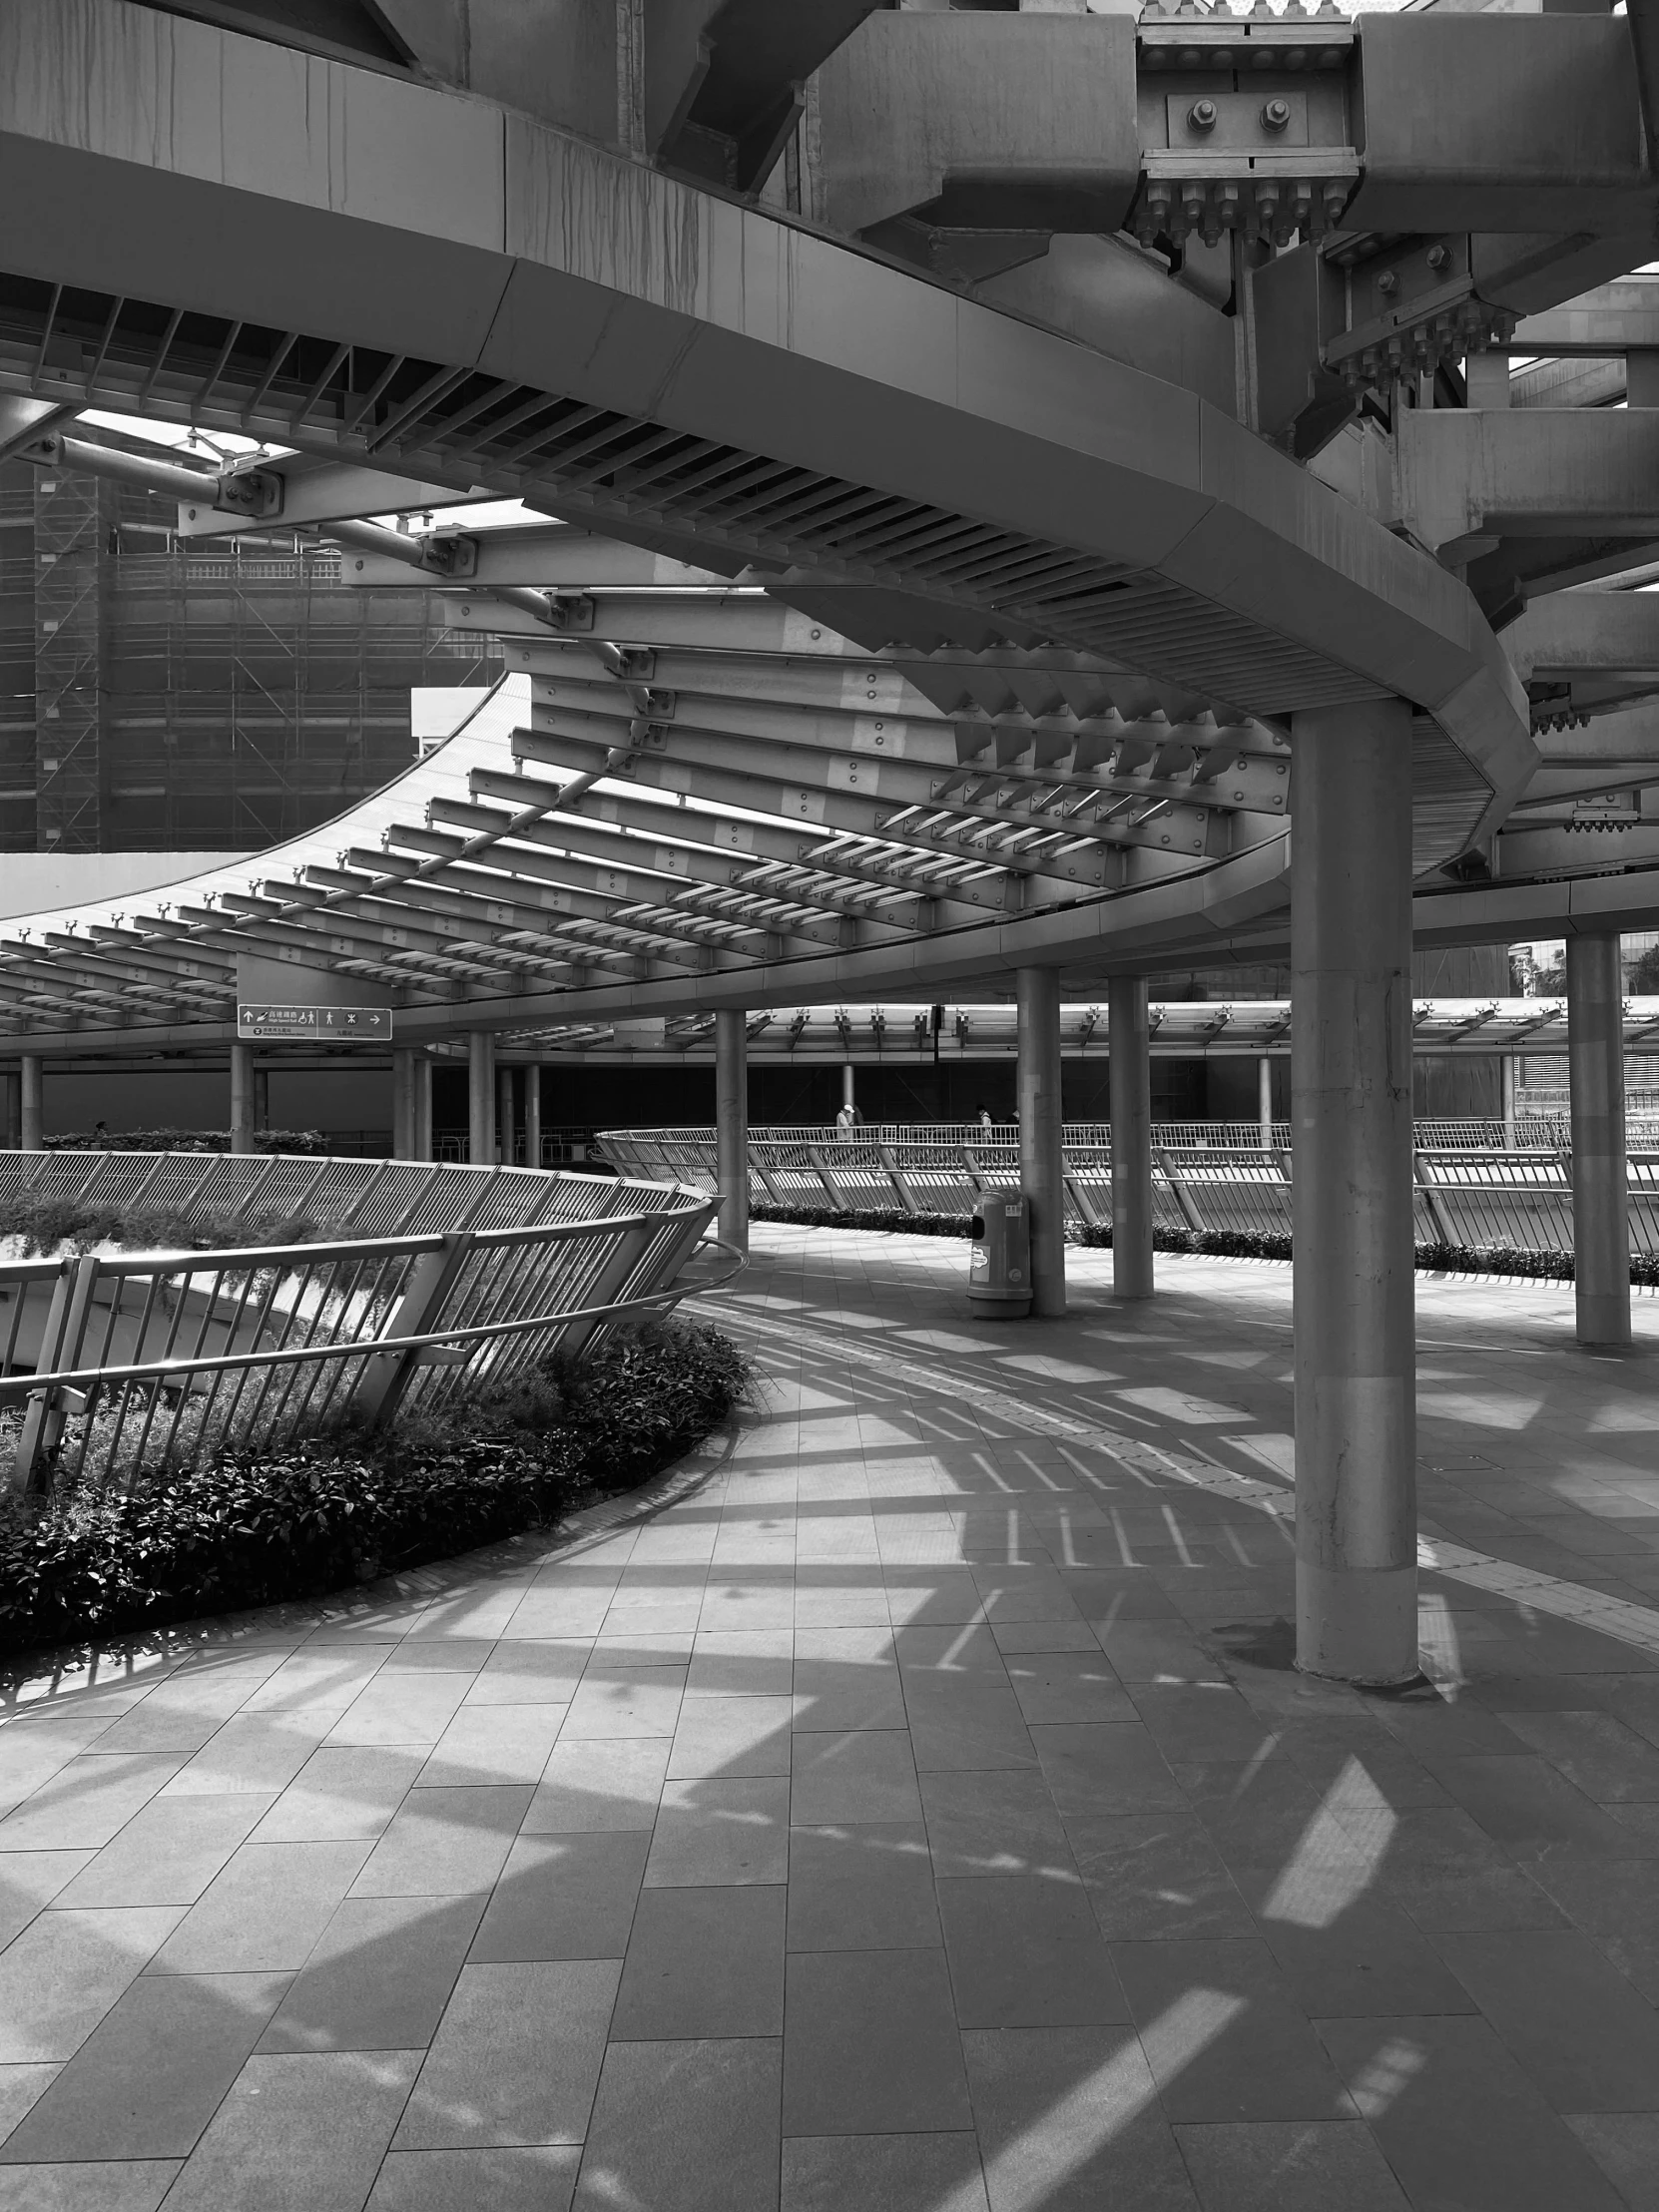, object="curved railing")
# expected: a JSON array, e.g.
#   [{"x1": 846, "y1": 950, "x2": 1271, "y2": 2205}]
[
  {"x1": 596, "y1": 1125, "x2": 1659, "y2": 1260},
  {"x1": 0, "y1": 1152, "x2": 725, "y2": 1495}
]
